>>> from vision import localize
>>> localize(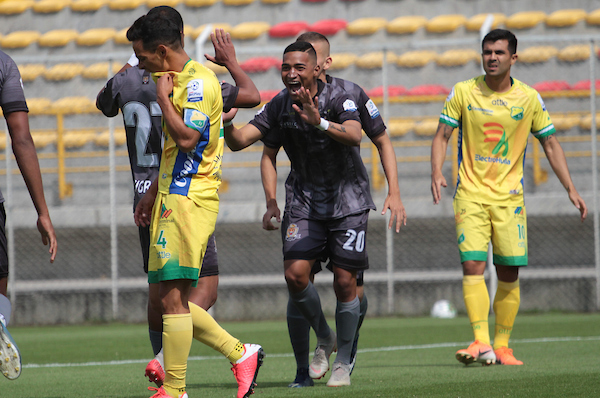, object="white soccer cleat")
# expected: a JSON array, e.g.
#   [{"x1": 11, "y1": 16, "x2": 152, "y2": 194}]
[
  {"x1": 0, "y1": 317, "x2": 21, "y2": 380},
  {"x1": 326, "y1": 362, "x2": 352, "y2": 387},
  {"x1": 308, "y1": 330, "x2": 337, "y2": 379}
]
